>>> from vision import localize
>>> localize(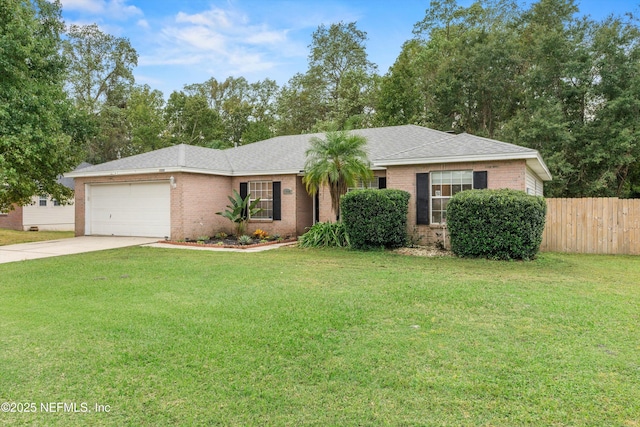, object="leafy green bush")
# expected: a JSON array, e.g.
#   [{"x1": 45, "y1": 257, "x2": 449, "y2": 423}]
[
  {"x1": 340, "y1": 189, "x2": 410, "y2": 250},
  {"x1": 298, "y1": 222, "x2": 350, "y2": 248},
  {"x1": 447, "y1": 189, "x2": 547, "y2": 260},
  {"x1": 216, "y1": 190, "x2": 262, "y2": 237}
]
